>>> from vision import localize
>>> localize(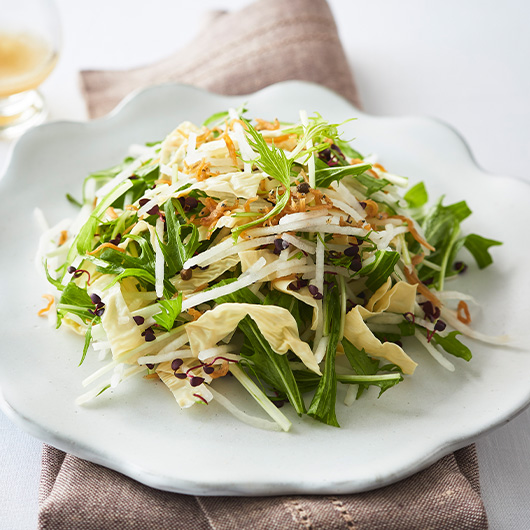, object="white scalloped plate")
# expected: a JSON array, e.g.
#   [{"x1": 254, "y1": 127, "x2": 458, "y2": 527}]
[{"x1": 1, "y1": 82, "x2": 529, "y2": 496}]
